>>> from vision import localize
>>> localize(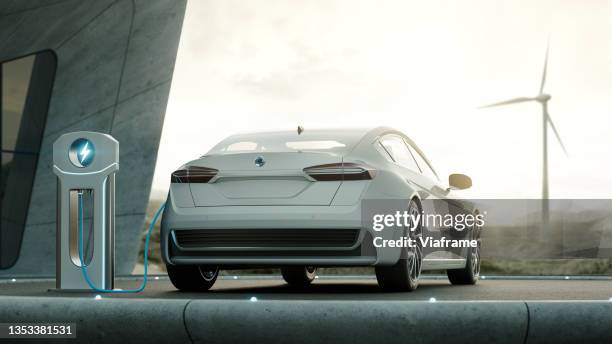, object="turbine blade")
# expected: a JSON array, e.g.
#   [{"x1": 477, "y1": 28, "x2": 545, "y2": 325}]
[
  {"x1": 545, "y1": 110, "x2": 568, "y2": 156},
  {"x1": 479, "y1": 97, "x2": 535, "y2": 109},
  {"x1": 539, "y1": 38, "x2": 550, "y2": 94}
]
